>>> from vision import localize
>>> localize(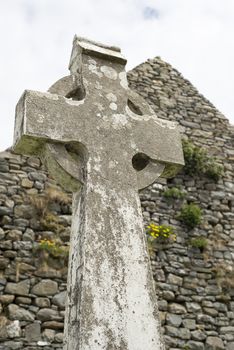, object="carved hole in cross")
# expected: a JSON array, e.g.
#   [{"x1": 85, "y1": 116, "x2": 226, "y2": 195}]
[
  {"x1": 132, "y1": 153, "x2": 150, "y2": 171},
  {"x1": 66, "y1": 87, "x2": 86, "y2": 101},
  {"x1": 64, "y1": 143, "x2": 87, "y2": 164},
  {"x1": 127, "y1": 99, "x2": 143, "y2": 116}
]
